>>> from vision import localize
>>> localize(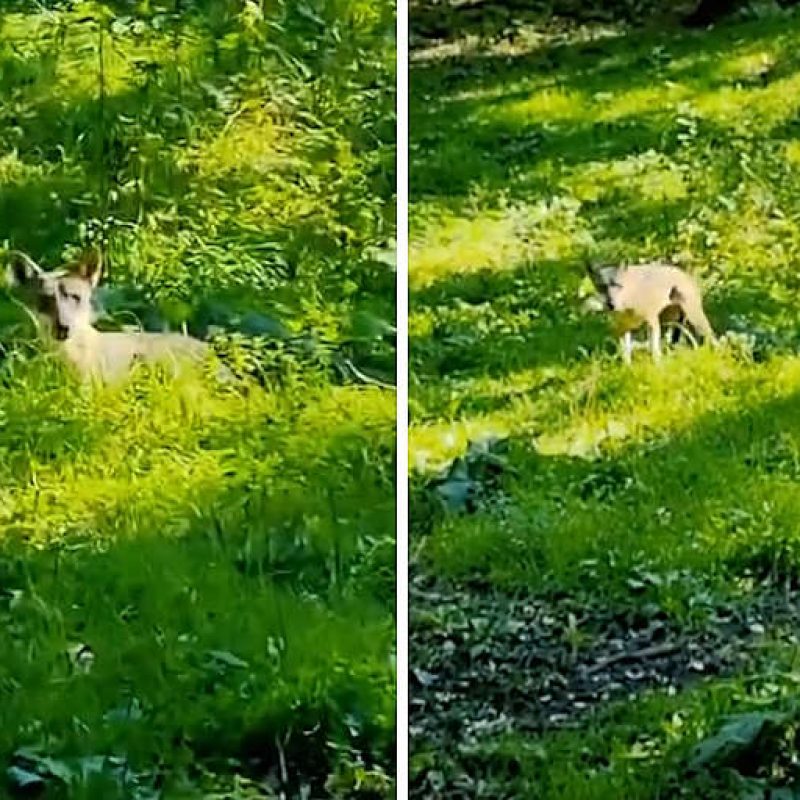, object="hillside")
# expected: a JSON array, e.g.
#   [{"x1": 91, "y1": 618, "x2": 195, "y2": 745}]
[{"x1": 410, "y1": 4, "x2": 800, "y2": 797}]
